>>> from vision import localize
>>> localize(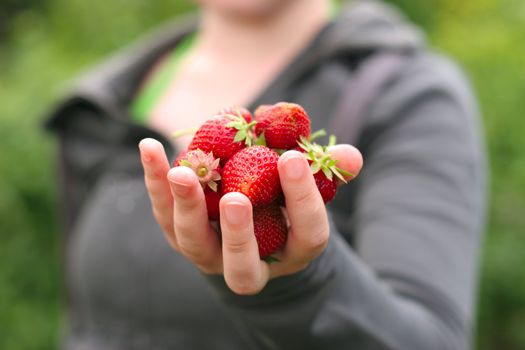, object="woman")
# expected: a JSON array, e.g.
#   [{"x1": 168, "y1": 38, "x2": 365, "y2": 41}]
[{"x1": 46, "y1": 0, "x2": 486, "y2": 349}]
